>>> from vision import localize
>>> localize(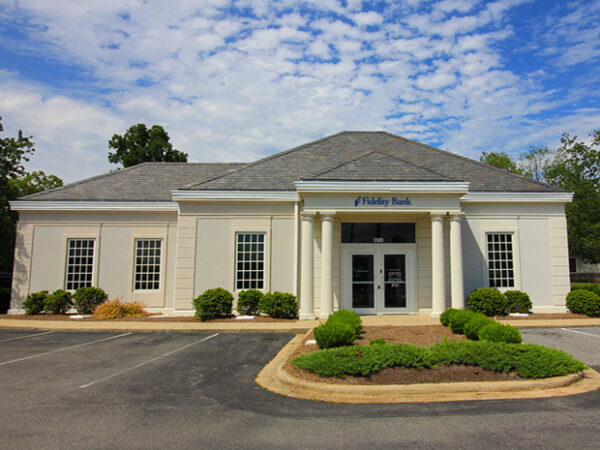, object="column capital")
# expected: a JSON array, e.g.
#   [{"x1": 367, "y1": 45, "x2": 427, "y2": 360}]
[
  {"x1": 449, "y1": 212, "x2": 465, "y2": 222},
  {"x1": 320, "y1": 211, "x2": 336, "y2": 221},
  {"x1": 301, "y1": 211, "x2": 317, "y2": 220},
  {"x1": 430, "y1": 213, "x2": 444, "y2": 221}
]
